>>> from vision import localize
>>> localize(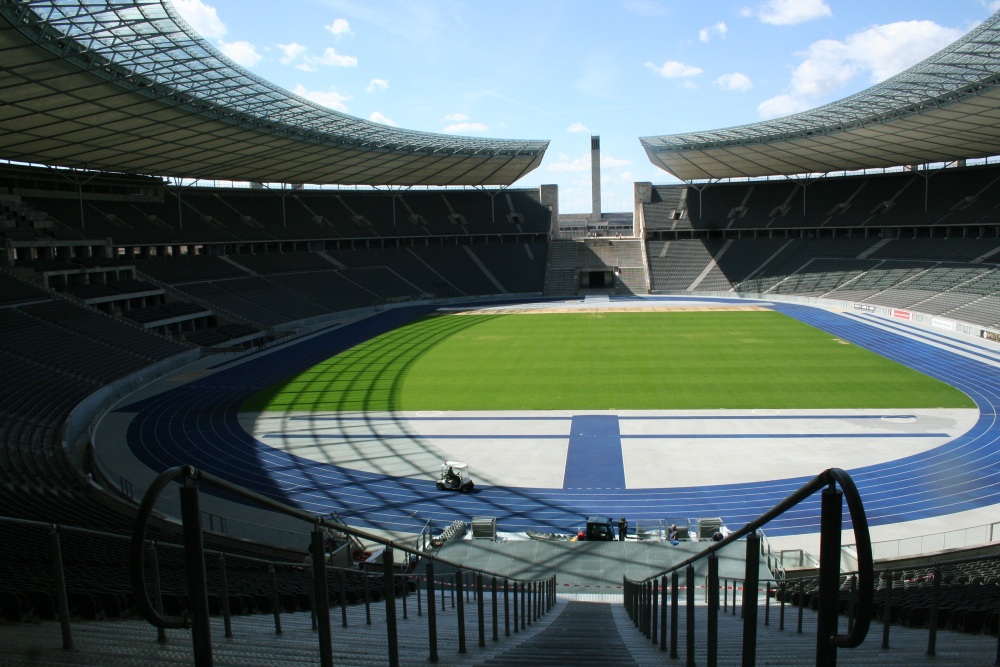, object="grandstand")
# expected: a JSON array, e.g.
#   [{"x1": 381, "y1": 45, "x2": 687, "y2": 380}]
[{"x1": 2, "y1": 1, "x2": 1000, "y2": 665}]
